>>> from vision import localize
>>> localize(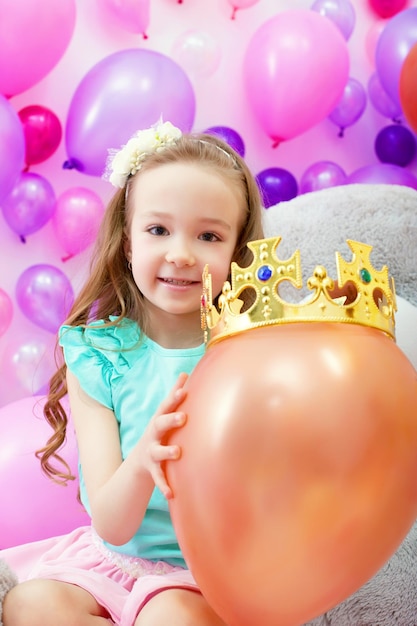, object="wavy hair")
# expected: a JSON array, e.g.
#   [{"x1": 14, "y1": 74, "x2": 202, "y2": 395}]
[{"x1": 37, "y1": 131, "x2": 265, "y2": 483}]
